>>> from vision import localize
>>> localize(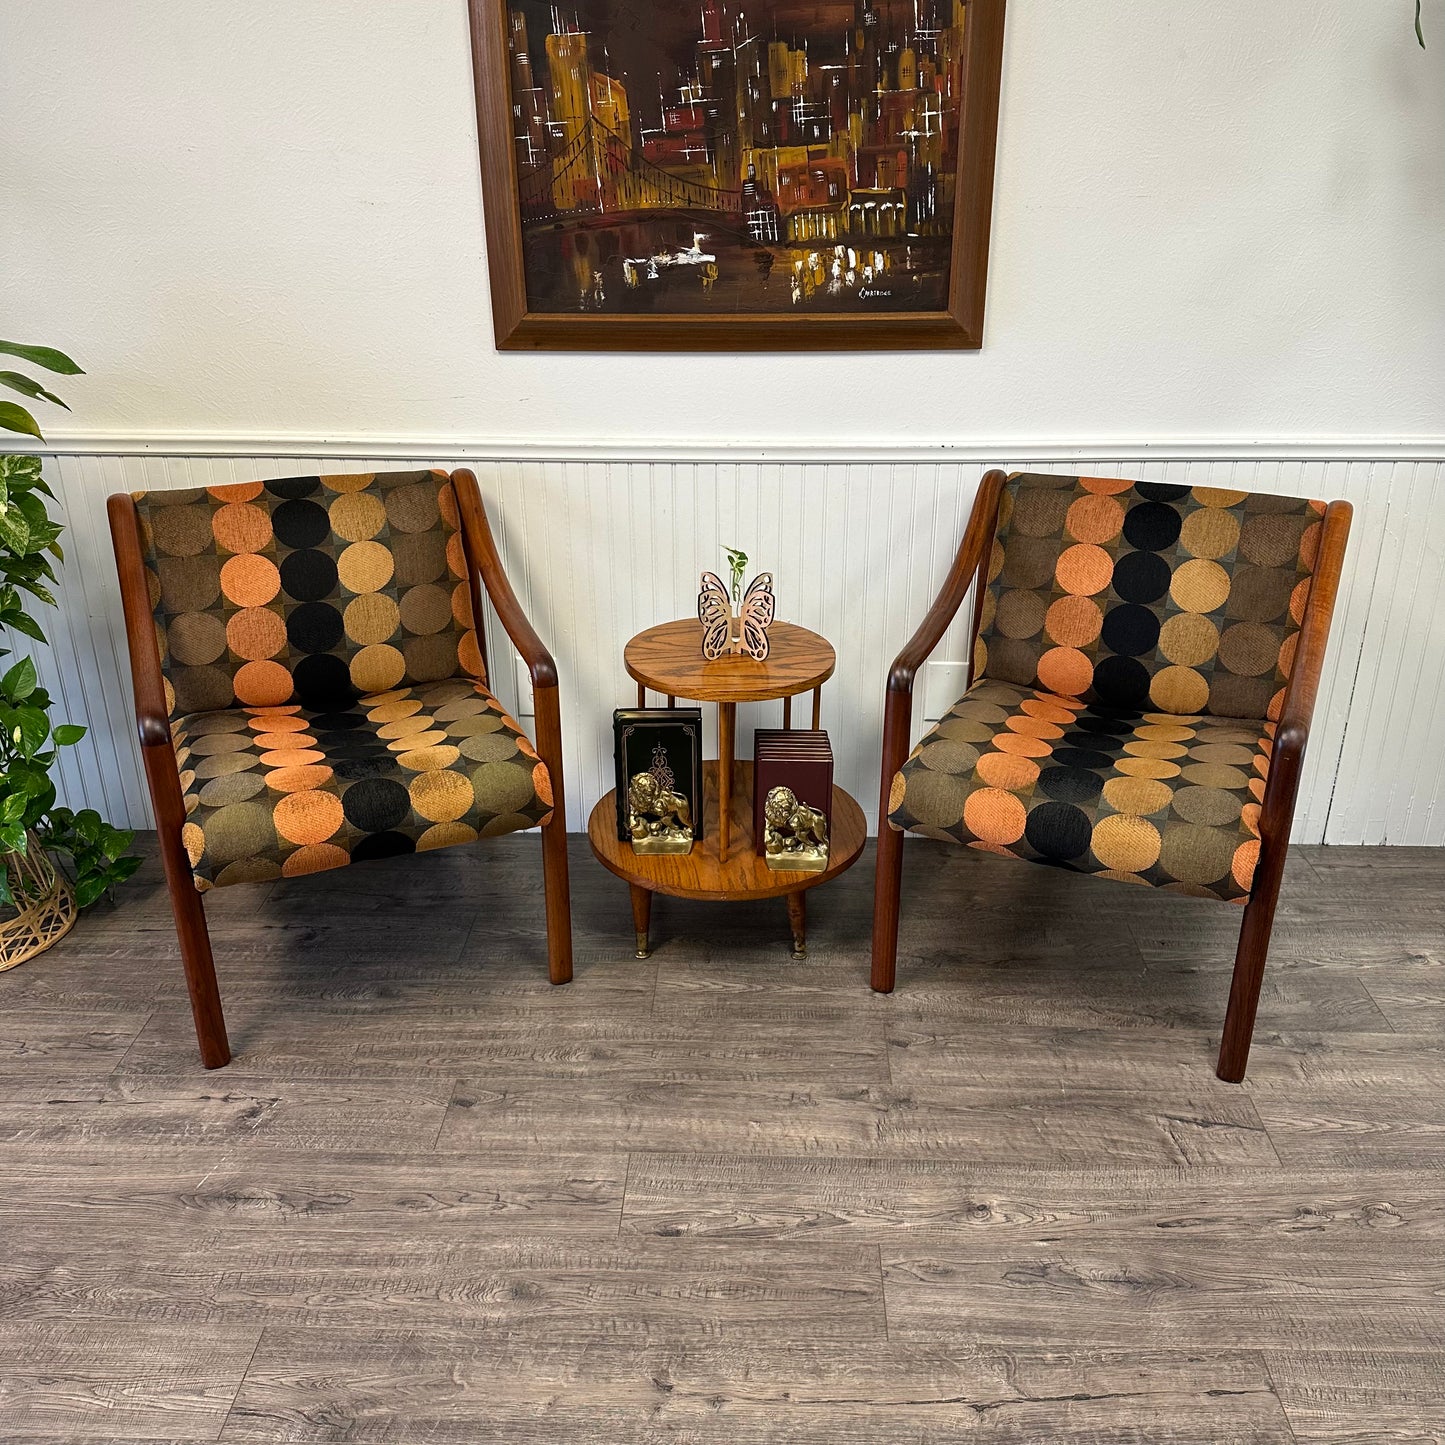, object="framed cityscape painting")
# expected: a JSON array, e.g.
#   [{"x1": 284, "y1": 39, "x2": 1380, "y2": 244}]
[{"x1": 468, "y1": 0, "x2": 1005, "y2": 350}]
